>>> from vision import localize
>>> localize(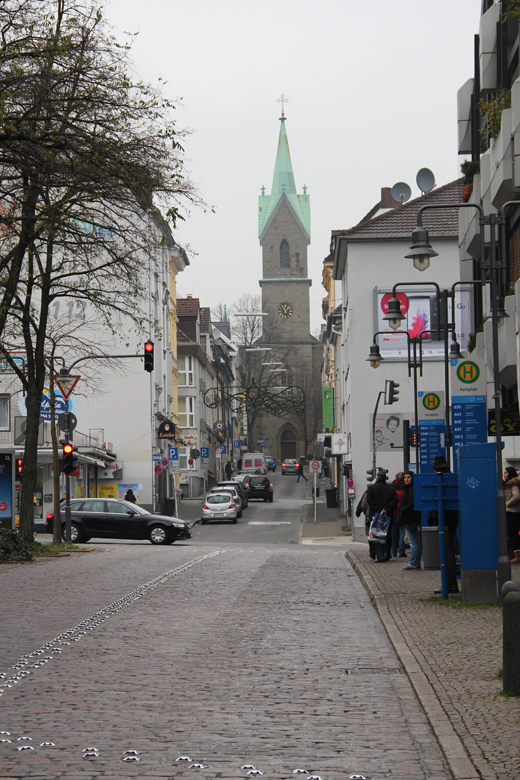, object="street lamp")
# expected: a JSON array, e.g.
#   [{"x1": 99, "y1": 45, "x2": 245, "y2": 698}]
[{"x1": 407, "y1": 200, "x2": 513, "y2": 594}]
